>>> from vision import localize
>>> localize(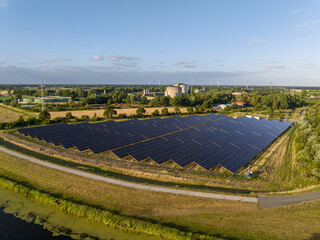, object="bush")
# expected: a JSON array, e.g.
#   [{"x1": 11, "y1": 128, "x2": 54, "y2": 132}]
[
  {"x1": 39, "y1": 110, "x2": 51, "y2": 121},
  {"x1": 161, "y1": 107, "x2": 169, "y2": 116},
  {"x1": 66, "y1": 112, "x2": 73, "y2": 119},
  {"x1": 151, "y1": 110, "x2": 159, "y2": 117}
]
